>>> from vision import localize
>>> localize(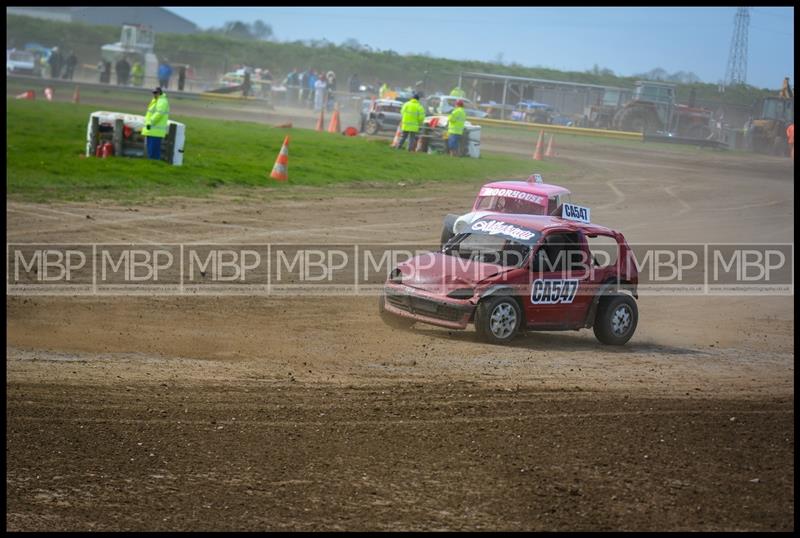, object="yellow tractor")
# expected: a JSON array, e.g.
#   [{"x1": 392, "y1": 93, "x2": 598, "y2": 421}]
[{"x1": 744, "y1": 77, "x2": 794, "y2": 156}]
